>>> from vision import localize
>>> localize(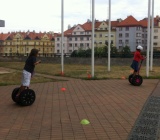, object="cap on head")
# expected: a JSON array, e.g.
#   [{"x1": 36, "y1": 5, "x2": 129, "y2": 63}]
[{"x1": 137, "y1": 45, "x2": 143, "y2": 50}]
